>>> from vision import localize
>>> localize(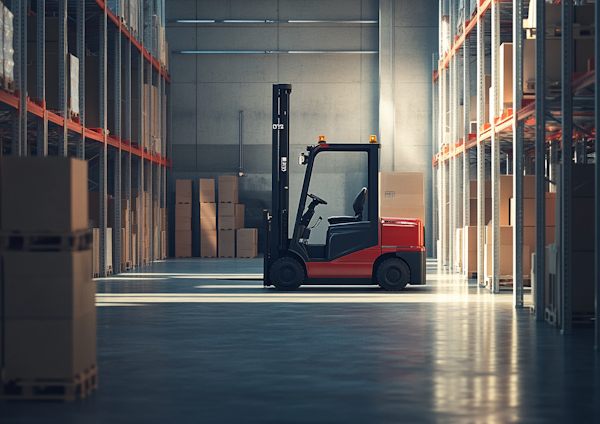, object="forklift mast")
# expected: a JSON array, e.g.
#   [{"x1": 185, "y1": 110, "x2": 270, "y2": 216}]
[{"x1": 265, "y1": 84, "x2": 292, "y2": 282}]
